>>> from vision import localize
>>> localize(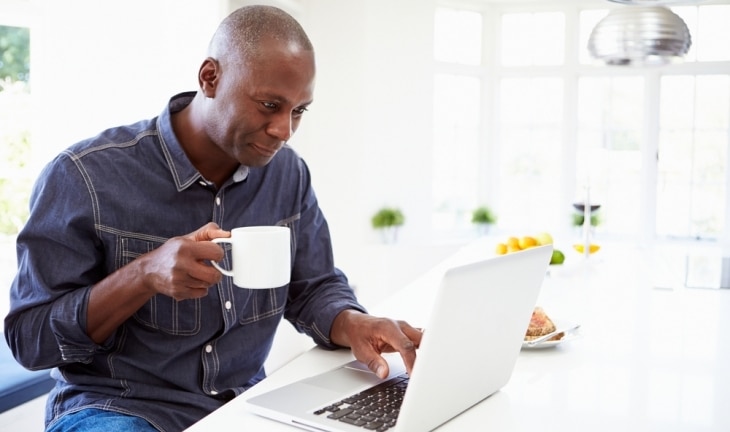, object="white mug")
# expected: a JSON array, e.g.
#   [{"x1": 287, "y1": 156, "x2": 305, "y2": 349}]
[{"x1": 211, "y1": 226, "x2": 291, "y2": 289}]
